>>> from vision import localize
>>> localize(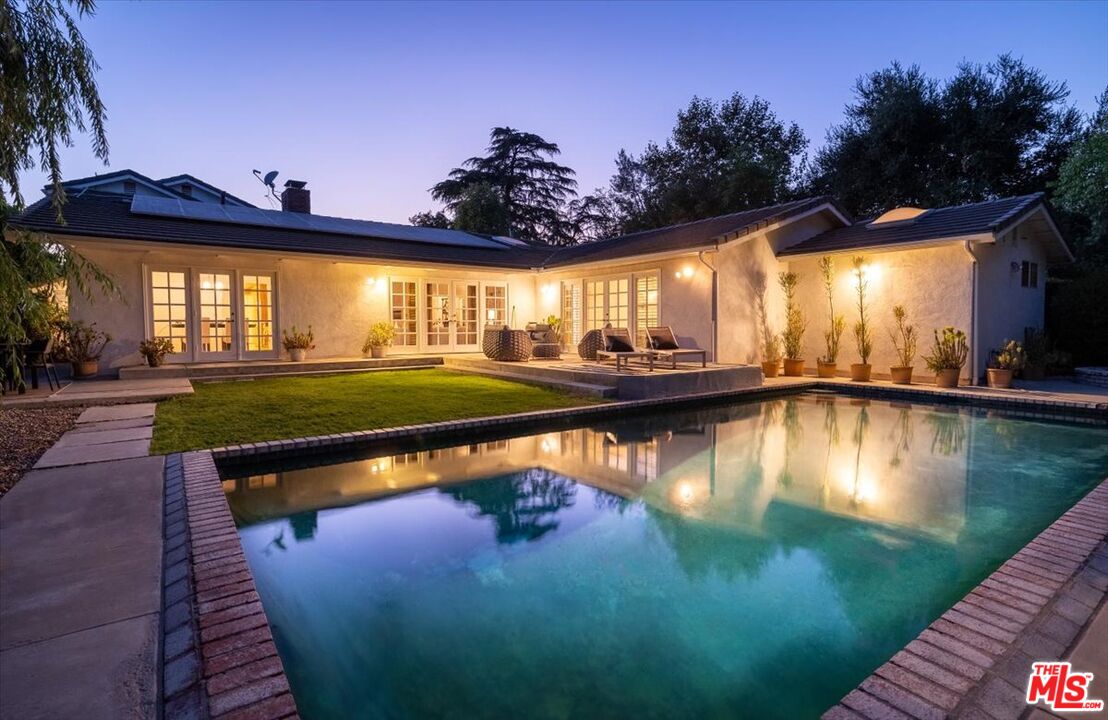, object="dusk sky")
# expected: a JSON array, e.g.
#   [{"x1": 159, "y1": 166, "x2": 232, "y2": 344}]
[{"x1": 19, "y1": 0, "x2": 1108, "y2": 222}]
